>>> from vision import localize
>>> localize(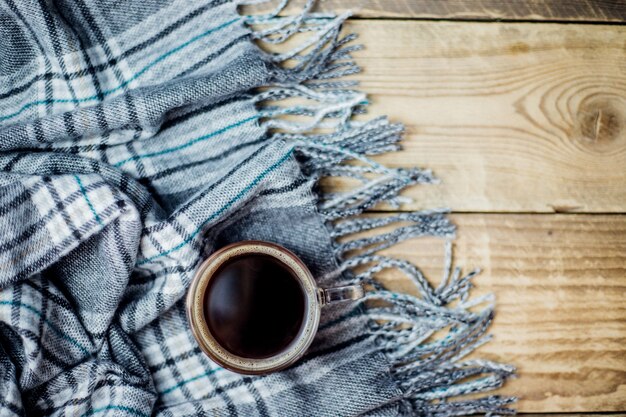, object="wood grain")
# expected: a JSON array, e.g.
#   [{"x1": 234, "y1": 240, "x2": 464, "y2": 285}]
[
  {"x1": 277, "y1": 0, "x2": 626, "y2": 22},
  {"x1": 367, "y1": 213, "x2": 626, "y2": 412},
  {"x1": 323, "y1": 21, "x2": 626, "y2": 213}
]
